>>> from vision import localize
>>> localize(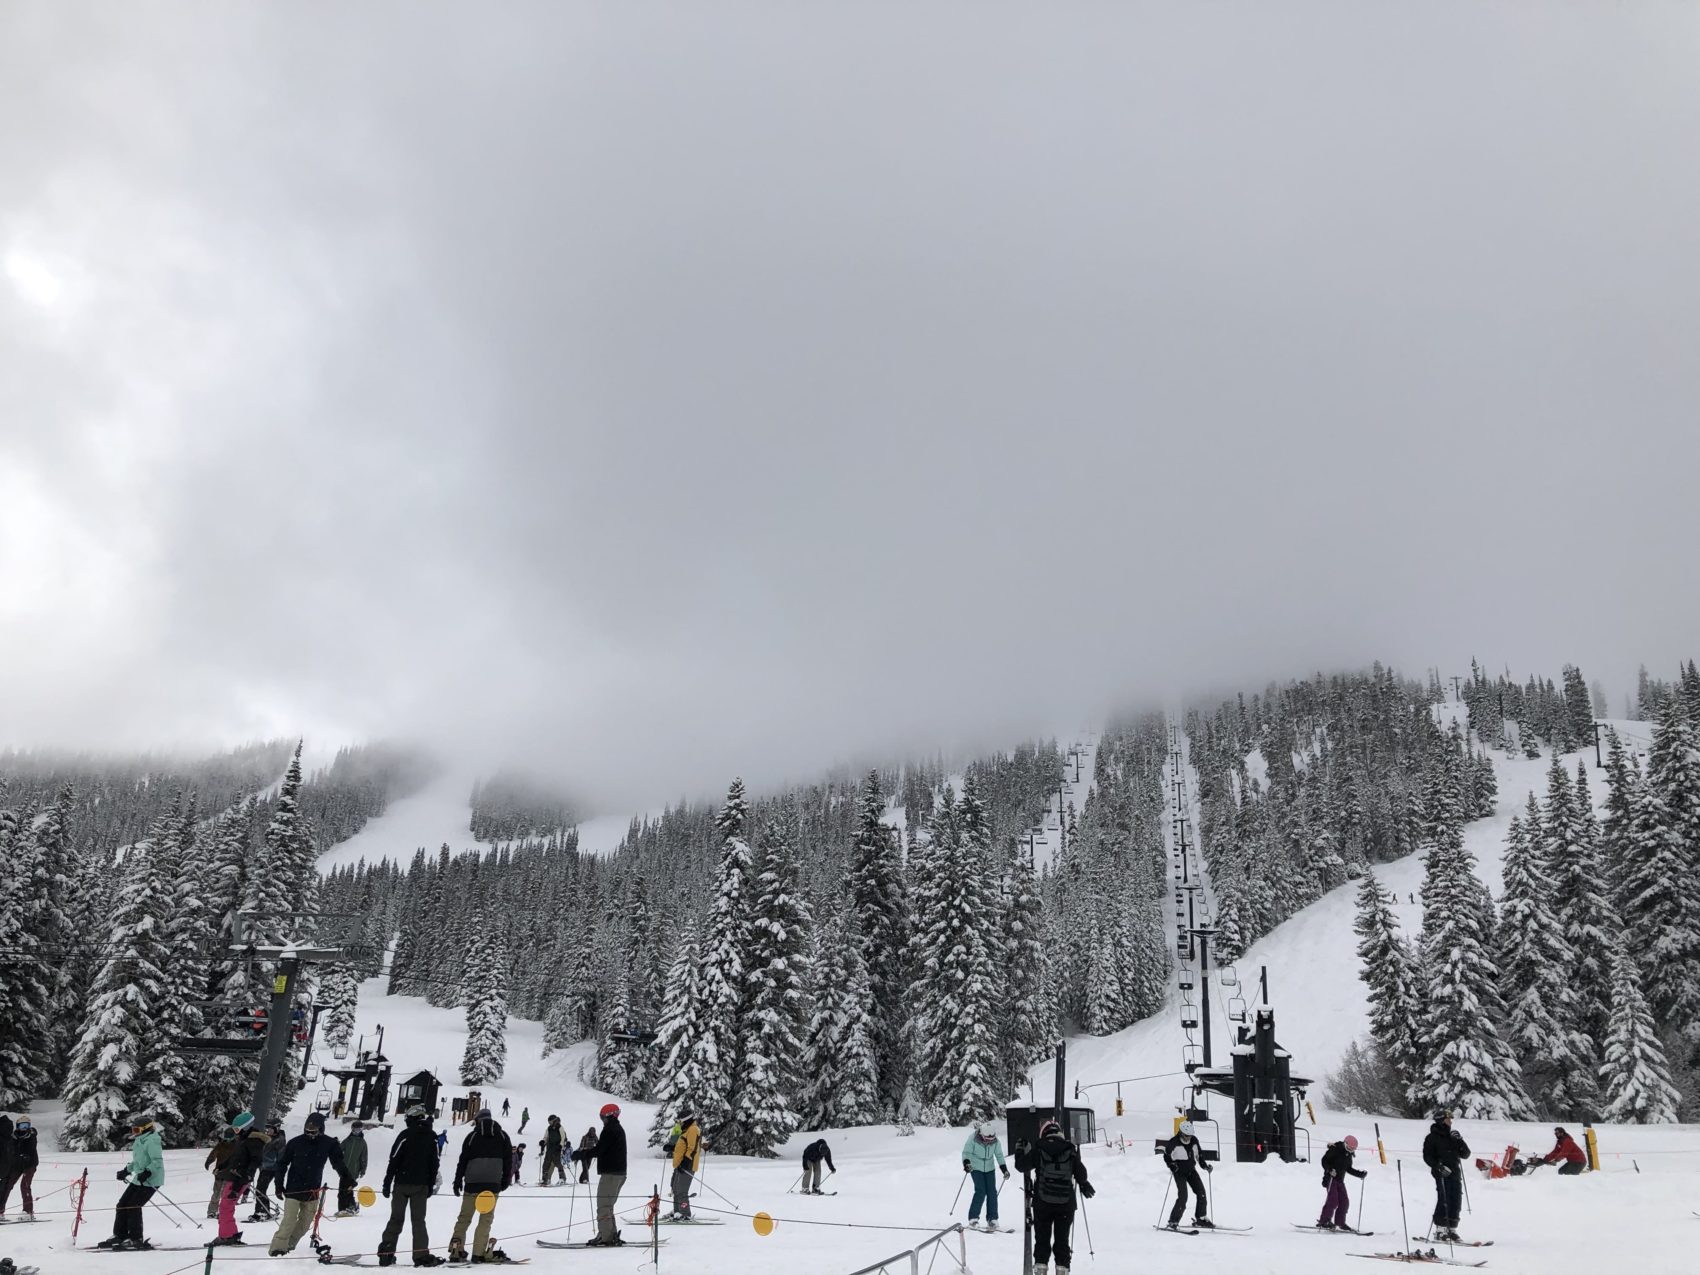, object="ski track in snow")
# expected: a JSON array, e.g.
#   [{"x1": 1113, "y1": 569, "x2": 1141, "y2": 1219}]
[{"x1": 19, "y1": 710, "x2": 1697, "y2": 1275}]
